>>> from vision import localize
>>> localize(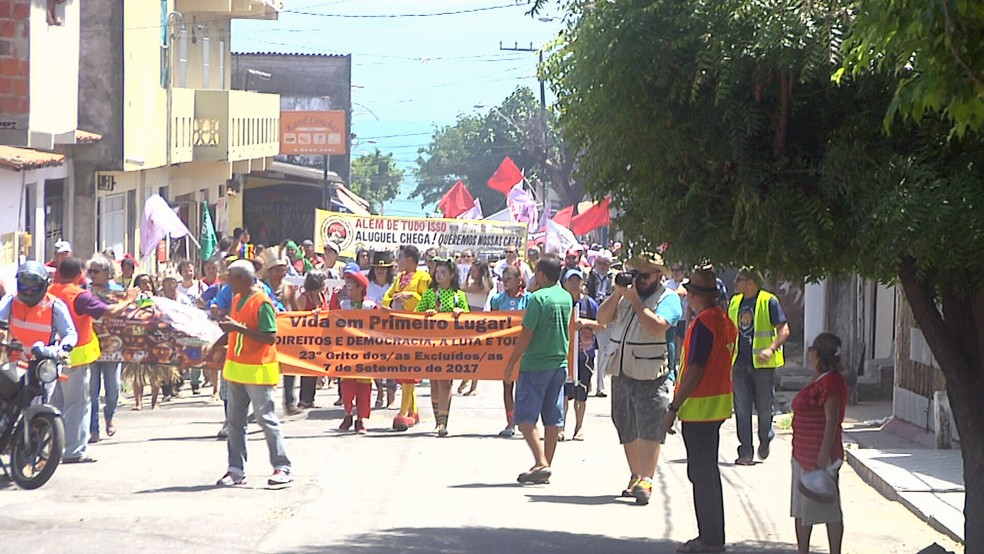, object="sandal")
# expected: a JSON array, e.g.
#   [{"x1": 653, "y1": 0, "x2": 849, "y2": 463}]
[
  {"x1": 677, "y1": 538, "x2": 725, "y2": 553},
  {"x1": 517, "y1": 466, "x2": 552, "y2": 484}
]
